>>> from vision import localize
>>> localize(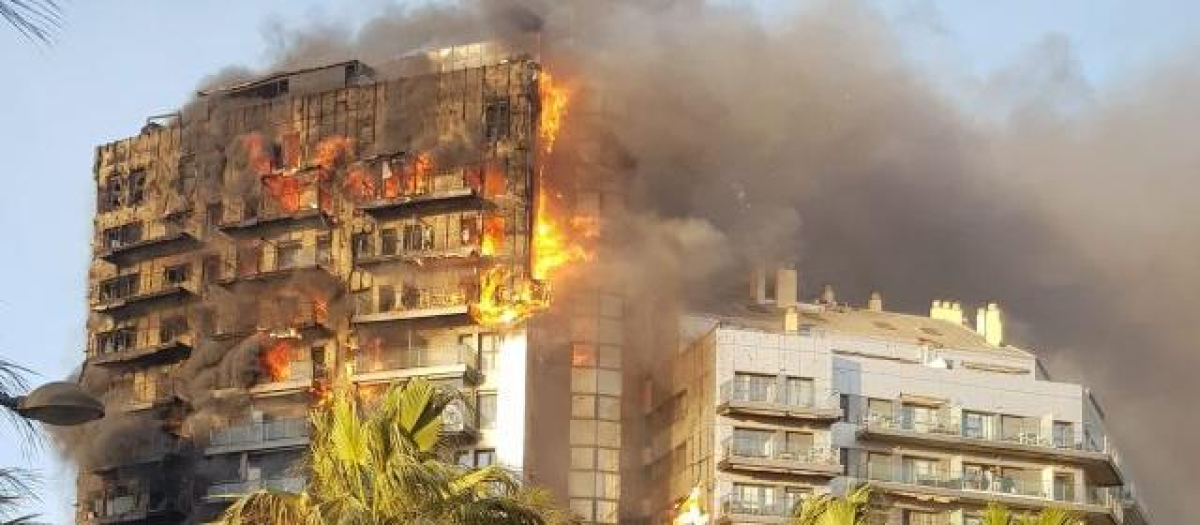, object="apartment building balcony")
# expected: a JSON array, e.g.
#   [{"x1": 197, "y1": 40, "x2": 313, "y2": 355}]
[
  {"x1": 440, "y1": 397, "x2": 480, "y2": 439},
  {"x1": 354, "y1": 244, "x2": 491, "y2": 268},
  {"x1": 89, "y1": 332, "x2": 193, "y2": 367},
  {"x1": 91, "y1": 433, "x2": 182, "y2": 472},
  {"x1": 91, "y1": 281, "x2": 197, "y2": 316},
  {"x1": 717, "y1": 380, "x2": 841, "y2": 421},
  {"x1": 351, "y1": 287, "x2": 471, "y2": 323},
  {"x1": 250, "y1": 360, "x2": 314, "y2": 397},
  {"x1": 716, "y1": 495, "x2": 794, "y2": 524},
  {"x1": 105, "y1": 381, "x2": 176, "y2": 412},
  {"x1": 856, "y1": 413, "x2": 1121, "y2": 485},
  {"x1": 205, "y1": 418, "x2": 310, "y2": 455},
  {"x1": 205, "y1": 476, "x2": 306, "y2": 502},
  {"x1": 718, "y1": 438, "x2": 841, "y2": 478},
  {"x1": 853, "y1": 463, "x2": 1117, "y2": 523},
  {"x1": 81, "y1": 489, "x2": 185, "y2": 524},
  {"x1": 351, "y1": 345, "x2": 482, "y2": 385},
  {"x1": 96, "y1": 224, "x2": 199, "y2": 266},
  {"x1": 359, "y1": 175, "x2": 486, "y2": 217},
  {"x1": 219, "y1": 182, "x2": 332, "y2": 236},
  {"x1": 217, "y1": 261, "x2": 339, "y2": 289}
]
